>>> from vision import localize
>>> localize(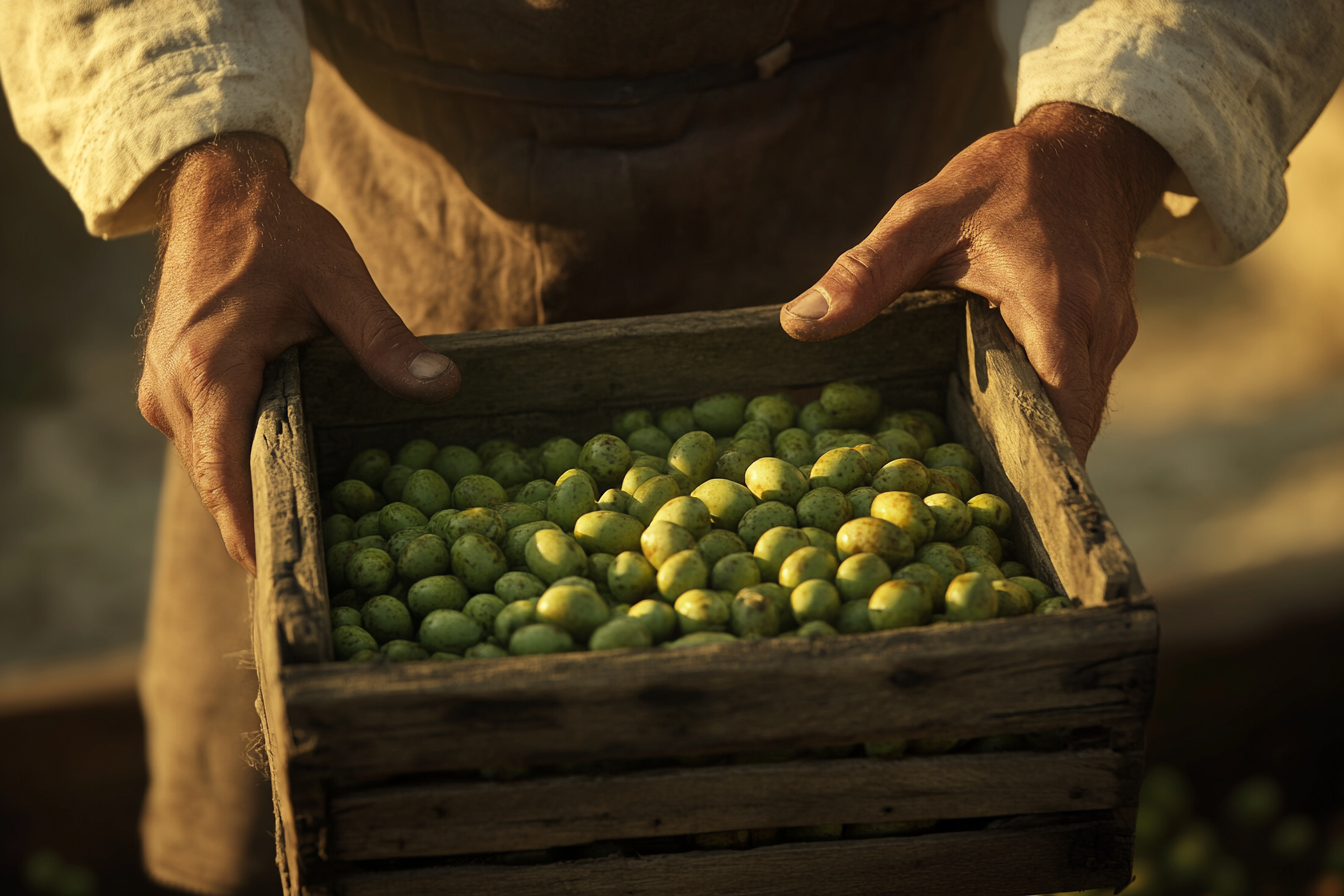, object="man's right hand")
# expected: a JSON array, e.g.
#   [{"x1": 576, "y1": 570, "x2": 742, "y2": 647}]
[{"x1": 138, "y1": 132, "x2": 461, "y2": 576}]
